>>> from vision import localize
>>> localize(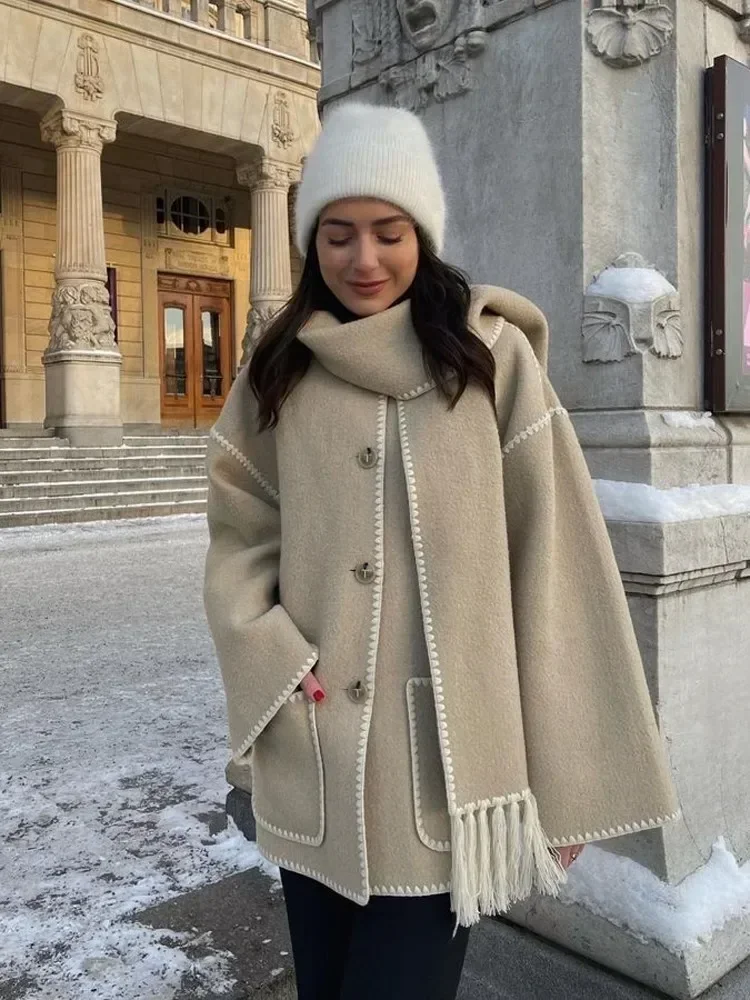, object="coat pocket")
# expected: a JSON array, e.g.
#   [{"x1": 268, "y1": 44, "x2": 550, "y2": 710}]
[
  {"x1": 405, "y1": 678, "x2": 451, "y2": 852},
  {"x1": 251, "y1": 691, "x2": 325, "y2": 845}
]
